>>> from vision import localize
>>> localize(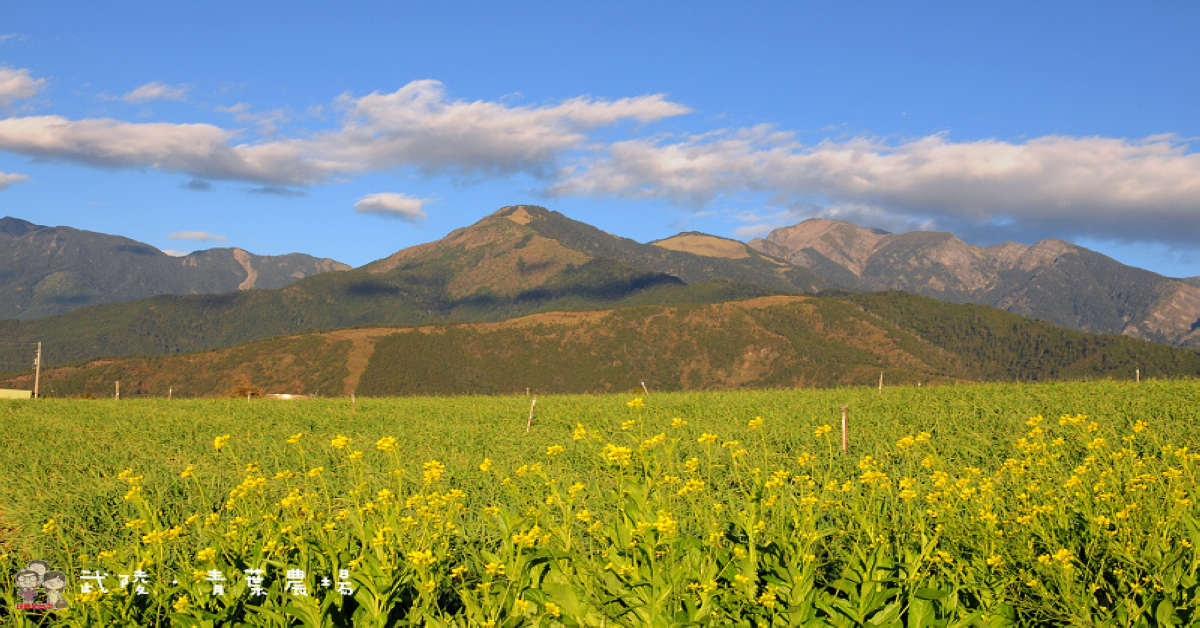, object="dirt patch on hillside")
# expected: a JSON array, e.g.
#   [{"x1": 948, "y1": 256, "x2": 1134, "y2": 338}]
[
  {"x1": 505, "y1": 207, "x2": 534, "y2": 224},
  {"x1": 323, "y1": 328, "x2": 397, "y2": 394},
  {"x1": 653, "y1": 234, "x2": 751, "y2": 259},
  {"x1": 233, "y1": 248, "x2": 258, "y2": 289}
]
